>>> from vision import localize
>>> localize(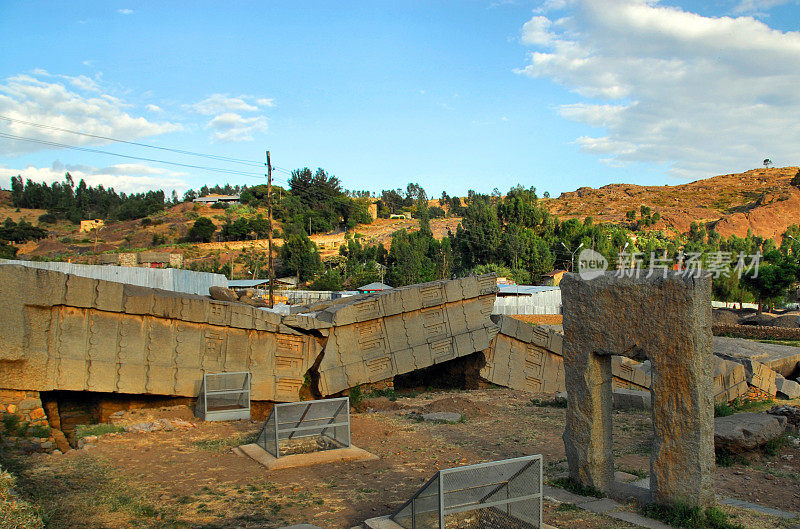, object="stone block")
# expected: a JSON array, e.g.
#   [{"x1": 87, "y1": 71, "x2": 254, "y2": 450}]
[
  {"x1": 612, "y1": 389, "x2": 651, "y2": 410},
  {"x1": 775, "y1": 375, "x2": 800, "y2": 399},
  {"x1": 64, "y1": 275, "x2": 98, "y2": 308},
  {"x1": 123, "y1": 285, "x2": 155, "y2": 315},
  {"x1": 94, "y1": 280, "x2": 125, "y2": 312},
  {"x1": 561, "y1": 272, "x2": 714, "y2": 508}
]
